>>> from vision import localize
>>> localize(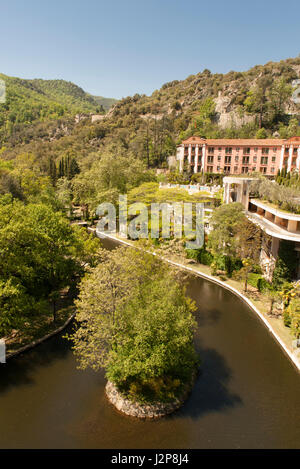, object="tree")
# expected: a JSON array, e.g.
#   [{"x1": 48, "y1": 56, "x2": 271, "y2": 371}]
[
  {"x1": 70, "y1": 245, "x2": 199, "y2": 402},
  {"x1": 72, "y1": 151, "x2": 155, "y2": 211},
  {"x1": 0, "y1": 279, "x2": 46, "y2": 335},
  {"x1": 269, "y1": 78, "x2": 292, "y2": 124},
  {"x1": 272, "y1": 240, "x2": 298, "y2": 289},
  {"x1": 56, "y1": 177, "x2": 73, "y2": 216}
]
